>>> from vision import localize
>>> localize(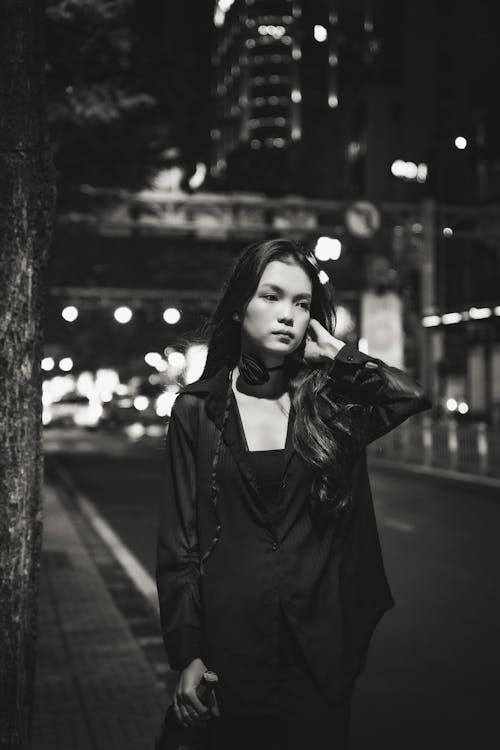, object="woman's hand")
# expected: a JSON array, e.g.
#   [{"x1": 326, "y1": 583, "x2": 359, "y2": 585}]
[
  {"x1": 173, "y1": 658, "x2": 221, "y2": 729},
  {"x1": 303, "y1": 318, "x2": 345, "y2": 364}
]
